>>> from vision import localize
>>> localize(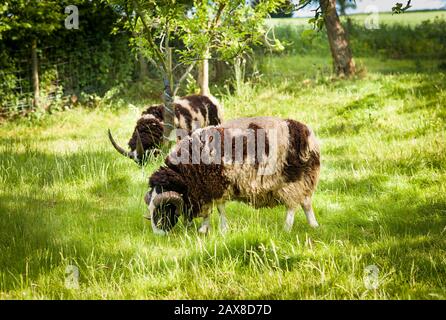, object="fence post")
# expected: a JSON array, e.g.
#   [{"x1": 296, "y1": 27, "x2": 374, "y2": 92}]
[
  {"x1": 31, "y1": 39, "x2": 40, "y2": 109},
  {"x1": 198, "y1": 48, "x2": 210, "y2": 96}
]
